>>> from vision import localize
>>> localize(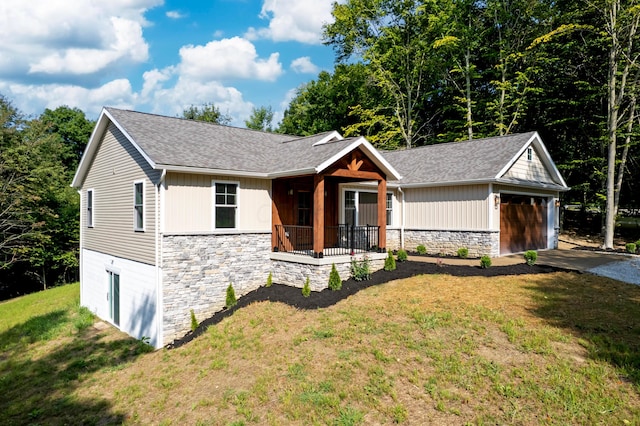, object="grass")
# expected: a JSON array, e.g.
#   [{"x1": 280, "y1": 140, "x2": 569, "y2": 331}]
[{"x1": 2, "y1": 273, "x2": 640, "y2": 424}]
